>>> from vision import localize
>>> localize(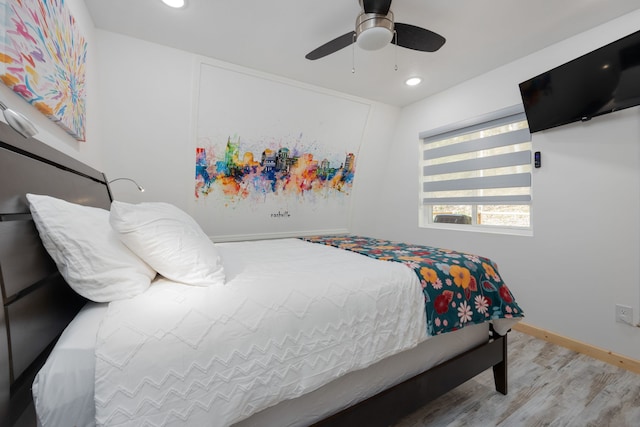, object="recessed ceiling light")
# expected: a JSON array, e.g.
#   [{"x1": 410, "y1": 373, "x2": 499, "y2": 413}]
[
  {"x1": 405, "y1": 77, "x2": 422, "y2": 87},
  {"x1": 161, "y1": 0, "x2": 185, "y2": 8}
]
